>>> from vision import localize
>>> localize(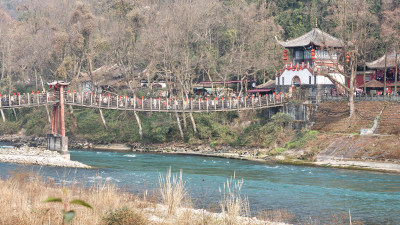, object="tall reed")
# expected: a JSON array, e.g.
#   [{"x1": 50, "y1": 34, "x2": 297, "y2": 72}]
[
  {"x1": 219, "y1": 172, "x2": 250, "y2": 224},
  {"x1": 158, "y1": 168, "x2": 187, "y2": 215}
]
